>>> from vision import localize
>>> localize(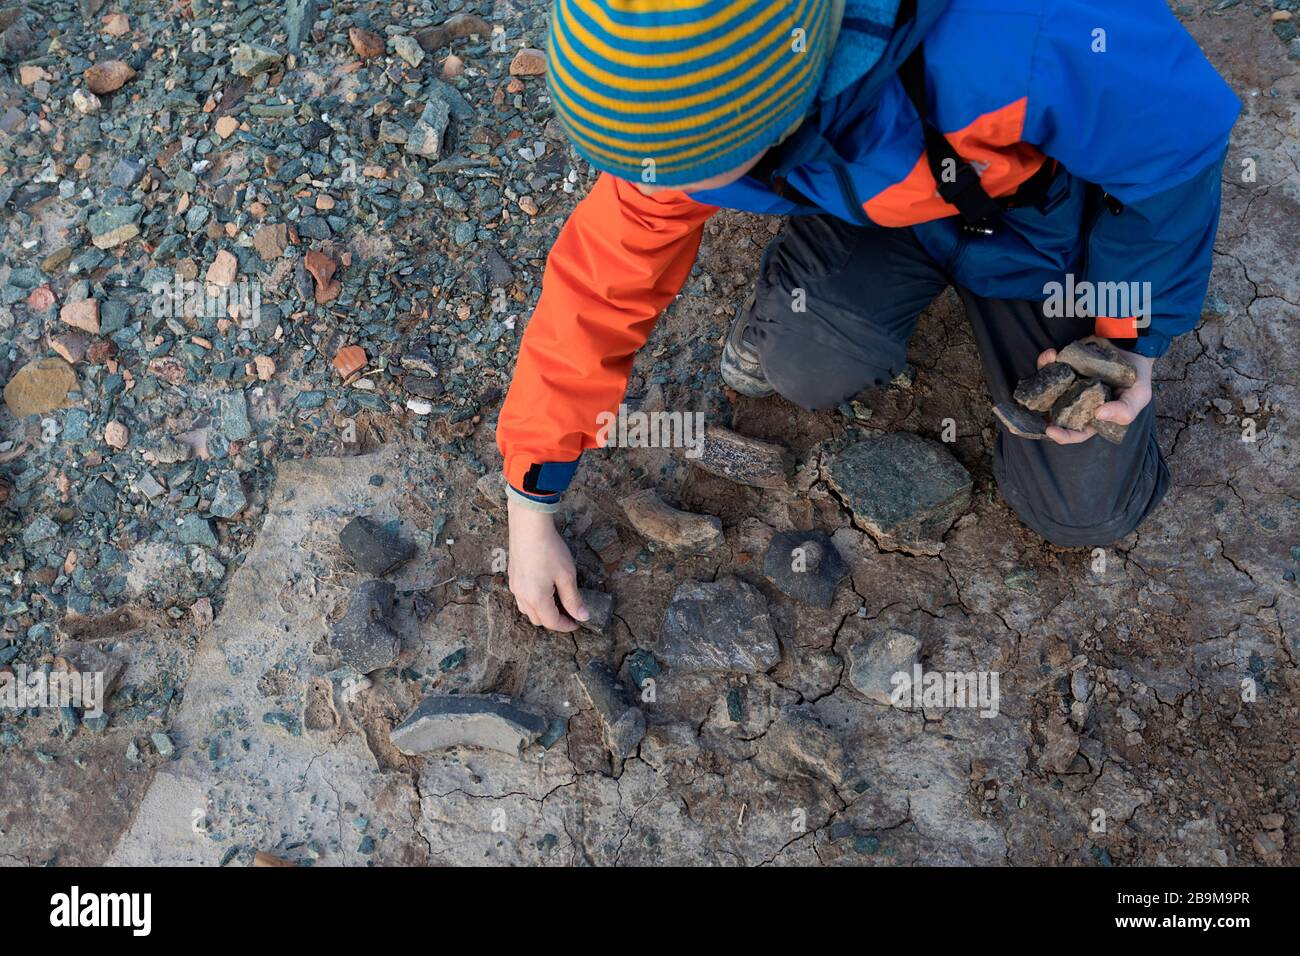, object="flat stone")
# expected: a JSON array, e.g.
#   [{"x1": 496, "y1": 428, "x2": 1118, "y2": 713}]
[
  {"x1": 88, "y1": 204, "x2": 141, "y2": 249},
  {"x1": 4, "y1": 357, "x2": 77, "y2": 417},
  {"x1": 1013, "y1": 361, "x2": 1076, "y2": 412},
  {"x1": 827, "y1": 433, "x2": 972, "y2": 555},
  {"x1": 1092, "y1": 412, "x2": 1129, "y2": 446},
  {"x1": 389, "y1": 693, "x2": 547, "y2": 756},
  {"x1": 284, "y1": 0, "x2": 318, "y2": 52},
  {"x1": 392, "y1": 34, "x2": 425, "y2": 67},
  {"x1": 206, "y1": 250, "x2": 238, "y2": 287},
  {"x1": 577, "y1": 588, "x2": 614, "y2": 634},
  {"x1": 339, "y1": 516, "x2": 417, "y2": 575},
  {"x1": 846, "y1": 629, "x2": 922, "y2": 706},
  {"x1": 231, "y1": 43, "x2": 283, "y2": 77},
  {"x1": 575, "y1": 661, "x2": 645, "y2": 759},
  {"x1": 329, "y1": 579, "x2": 400, "y2": 674},
  {"x1": 177, "y1": 514, "x2": 217, "y2": 548},
  {"x1": 48, "y1": 332, "x2": 89, "y2": 364},
  {"x1": 253, "y1": 223, "x2": 288, "y2": 261},
  {"x1": 52, "y1": 640, "x2": 125, "y2": 702},
  {"x1": 210, "y1": 472, "x2": 246, "y2": 519},
  {"x1": 758, "y1": 705, "x2": 852, "y2": 786},
  {"x1": 622, "y1": 489, "x2": 722, "y2": 552},
  {"x1": 1051, "y1": 379, "x2": 1108, "y2": 432},
  {"x1": 761, "y1": 530, "x2": 849, "y2": 608},
  {"x1": 1057, "y1": 337, "x2": 1137, "y2": 389},
  {"x1": 60, "y1": 298, "x2": 100, "y2": 334},
  {"x1": 656, "y1": 577, "x2": 781, "y2": 673},
  {"x1": 691, "y1": 425, "x2": 792, "y2": 489},
  {"x1": 993, "y1": 401, "x2": 1047, "y2": 440},
  {"x1": 474, "y1": 471, "x2": 505, "y2": 511}
]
